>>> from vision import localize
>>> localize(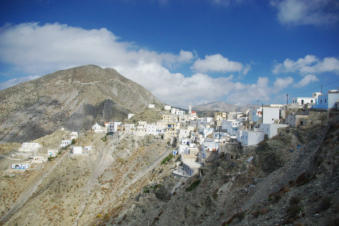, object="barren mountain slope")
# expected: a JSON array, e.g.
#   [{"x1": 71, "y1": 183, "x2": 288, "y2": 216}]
[
  {"x1": 104, "y1": 112, "x2": 338, "y2": 226},
  {"x1": 0, "y1": 65, "x2": 160, "y2": 142}
]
